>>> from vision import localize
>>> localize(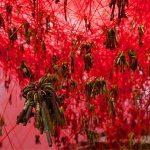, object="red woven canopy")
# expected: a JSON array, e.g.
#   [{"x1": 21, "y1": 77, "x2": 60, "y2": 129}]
[{"x1": 0, "y1": 0, "x2": 149, "y2": 149}]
